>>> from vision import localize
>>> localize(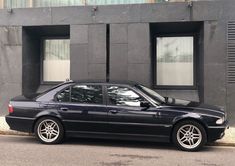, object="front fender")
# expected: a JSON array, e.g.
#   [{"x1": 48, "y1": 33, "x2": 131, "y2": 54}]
[{"x1": 172, "y1": 112, "x2": 208, "y2": 128}]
